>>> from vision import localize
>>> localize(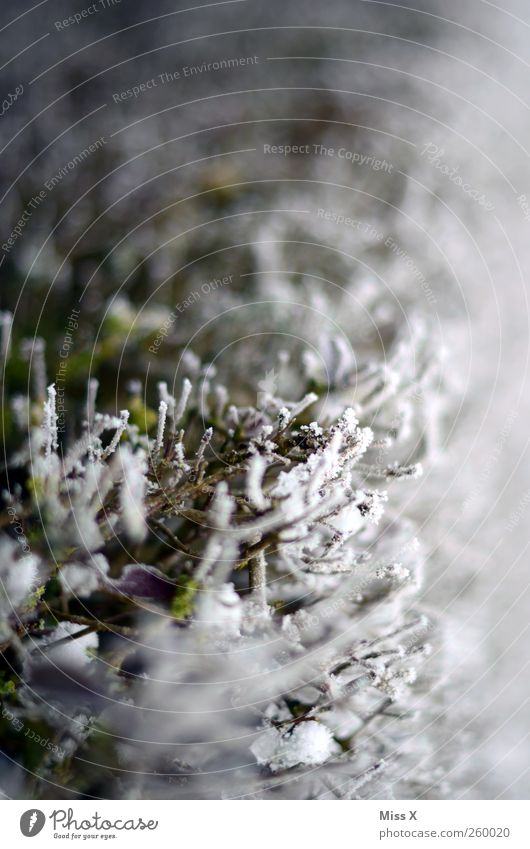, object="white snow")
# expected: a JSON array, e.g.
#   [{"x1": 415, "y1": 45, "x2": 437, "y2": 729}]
[
  {"x1": 59, "y1": 563, "x2": 100, "y2": 597},
  {"x1": 1, "y1": 553, "x2": 38, "y2": 608},
  {"x1": 119, "y1": 445, "x2": 147, "y2": 542},
  {"x1": 251, "y1": 721, "x2": 340, "y2": 772},
  {"x1": 42, "y1": 622, "x2": 99, "y2": 667},
  {"x1": 195, "y1": 582, "x2": 242, "y2": 636}
]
